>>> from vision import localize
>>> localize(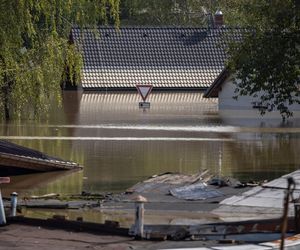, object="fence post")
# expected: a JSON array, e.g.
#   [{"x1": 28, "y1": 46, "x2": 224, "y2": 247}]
[
  {"x1": 280, "y1": 177, "x2": 295, "y2": 250},
  {"x1": 133, "y1": 195, "x2": 147, "y2": 239},
  {"x1": 10, "y1": 192, "x2": 18, "y2": 217},
  {"x1": 0, "y1": 189, "x2": 6, "y2": 225},
  {"x1": 0, "y1": 177, "x2": 11, "y2": 225}
]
